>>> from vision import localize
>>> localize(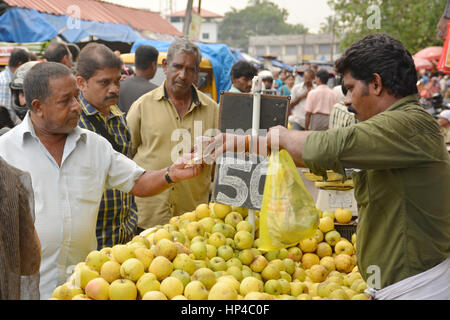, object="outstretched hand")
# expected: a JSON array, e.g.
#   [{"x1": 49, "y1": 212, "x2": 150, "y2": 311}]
[{"x1": 170, "y1": 153, "x2": 203, "y2": 182}]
